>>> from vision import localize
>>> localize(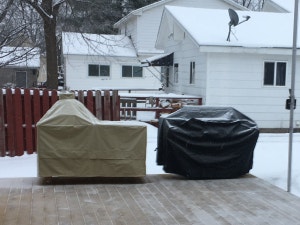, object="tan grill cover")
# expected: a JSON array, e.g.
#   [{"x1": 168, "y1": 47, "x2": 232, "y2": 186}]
[{"x1": 37, "y1": 98, "x2": 147, "y2": 177}]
